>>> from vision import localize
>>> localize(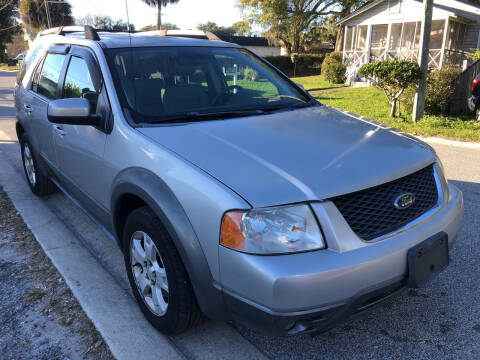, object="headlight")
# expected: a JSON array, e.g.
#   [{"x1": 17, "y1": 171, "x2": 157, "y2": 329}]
[{"x1": 220, "y1": 204, "x2": 325, "y2": 254}]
